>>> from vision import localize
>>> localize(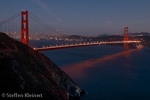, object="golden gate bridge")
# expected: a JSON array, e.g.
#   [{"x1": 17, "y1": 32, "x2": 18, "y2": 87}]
[{"x1": 0, "y1": 10, "x2": 141, "y2": 51}]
